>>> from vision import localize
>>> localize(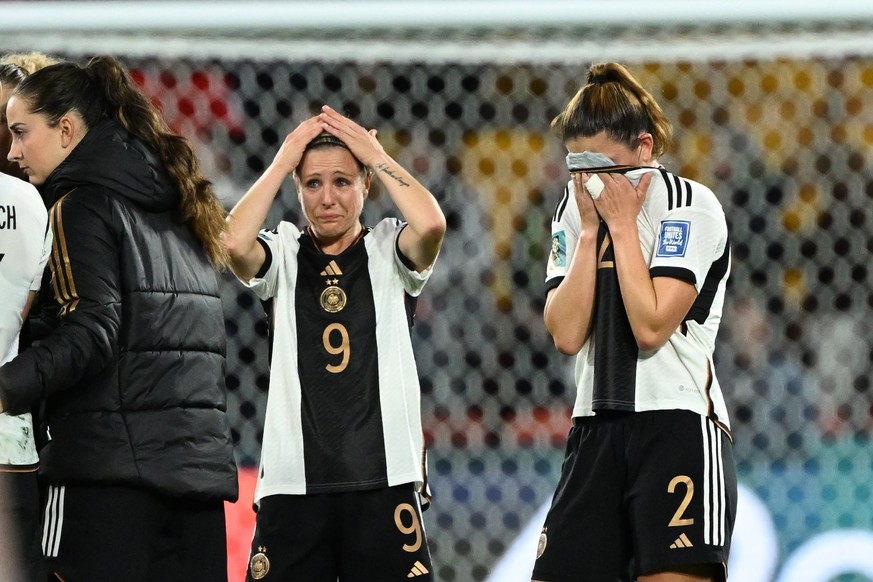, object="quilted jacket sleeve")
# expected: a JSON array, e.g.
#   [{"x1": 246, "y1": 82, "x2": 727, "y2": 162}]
[{"x1": 0, "y1": 190, "x2": 121, "y2": 414}]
